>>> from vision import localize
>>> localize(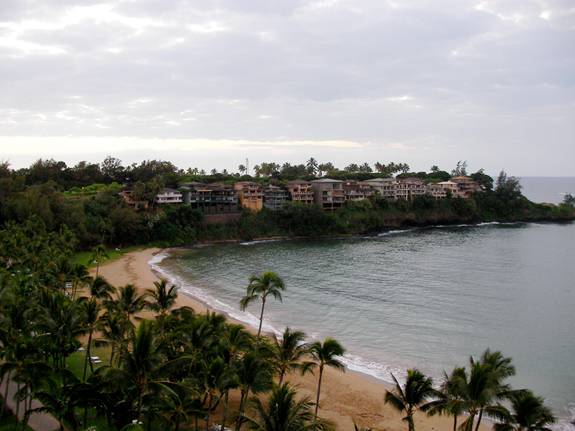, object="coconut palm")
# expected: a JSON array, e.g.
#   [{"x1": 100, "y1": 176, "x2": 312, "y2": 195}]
[
  {"x1": 384, "y1": 369, "x2": 435, "y2": 431},
  {"x1": 423, "y1": 367, "x2": 467, "y2": 431},
  {"x1": 147, "y1": 279, "x2": 178, "y2": 318},
  {"x1": 81, "y1": 297, "x2": 101, "y2": 380},
  {"x1": 271, "y1": 327, "x2": 312, "y2": 385},
  {"x1": 89, "y1": 276, "x2": 116, "y2": 301},
  {"x1": 308, "y1": 337, "x2": 346, "y2": 422},
  {"x1": 243, "y1": 383, "x2": 332, "y2": 431},
  {"x1": 111, "y1": 284, "x2": 148, "y2": 323},
  {"x1": 235, "y1": 351, "x2": 274, "y2": 430},
  {"x1": 90, "y1": 244, "x2": 109, "y2": 278},
  {"x1": 460, "y1": 350, "x2": 516, "y2": 431},
  {"x1": 239, "y1": 272, "x2": 285, "y2": 338},
  {"x1": 493, "y1": 390, "x2": 555, "y2": 431}
]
